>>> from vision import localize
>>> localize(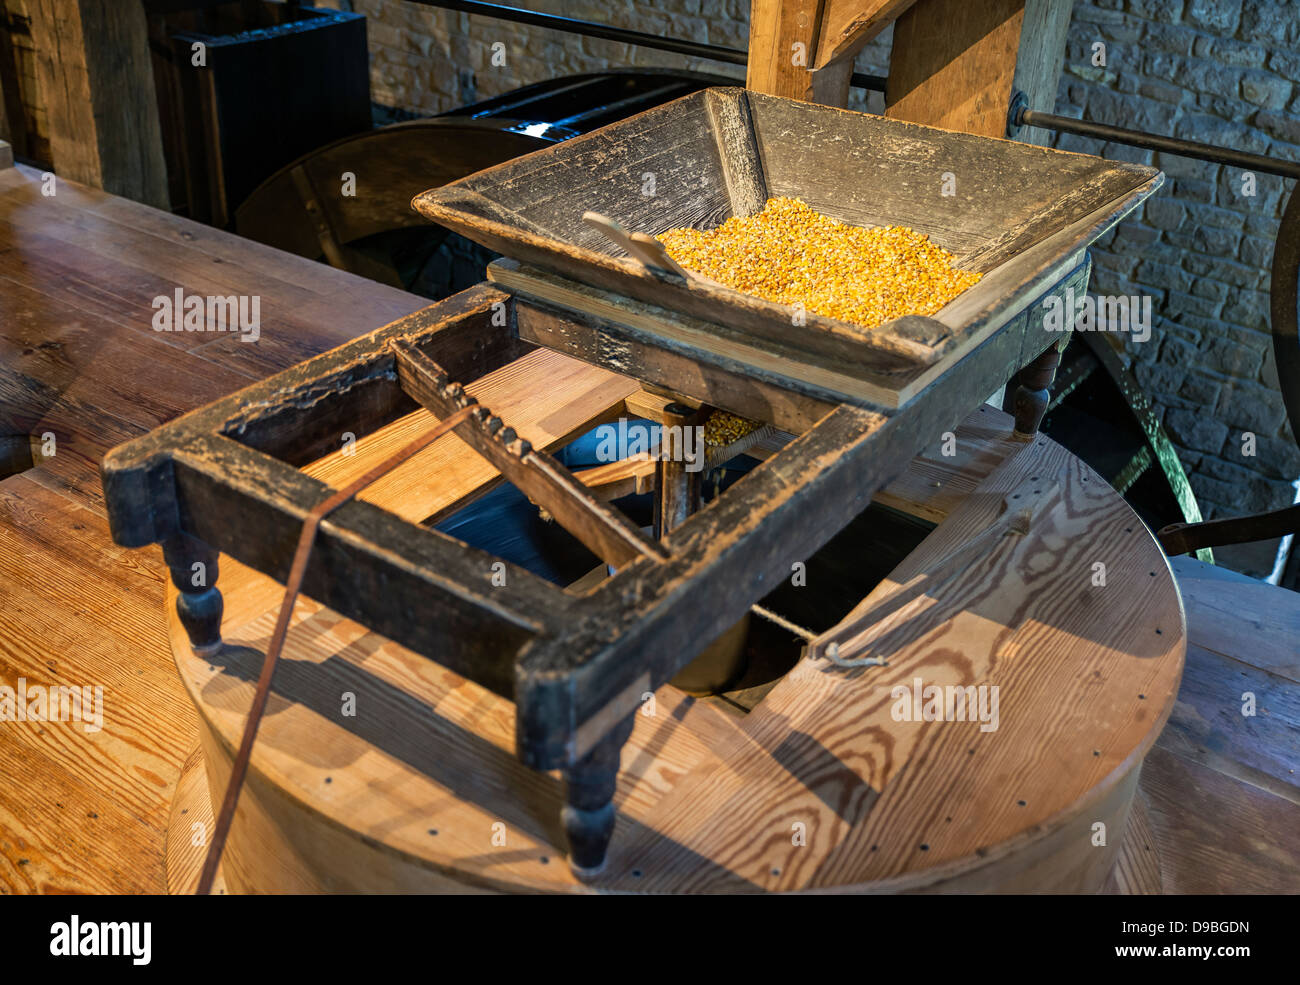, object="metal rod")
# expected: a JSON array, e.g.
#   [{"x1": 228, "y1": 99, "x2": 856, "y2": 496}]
[
  {"x1": 408, "y1": 0, "x2": 887, "y2": 92},
  {"x1": 1019, "y1": 107, "x2": 1300, "y2": 181}
]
